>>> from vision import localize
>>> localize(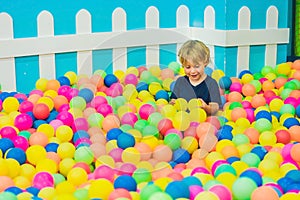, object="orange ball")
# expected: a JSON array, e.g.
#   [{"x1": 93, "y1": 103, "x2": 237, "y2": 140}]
[
  {"x1": 231, "y1": 107, "x2": 247, "y2": 122},
  {"x1": 244, "y1": 127, "x2": 260, "y2": 144},
  {"x1": 292, "y1": 59, "x2": 300, "y2": 70},
  {"x1": 242, "y1": 83, "x2": 256, "y2": 96},
  {"x1": 251, "y1": 94, "x2": 266, "y2": 108},
  {"x1": 251, "y1": 186, "x2": 279, "y2": 200},
  {"x1": 196, "y1": 122, "x2": 217, "y2": 139},
  {"x1": 221, "y1": 145, "x2": 240, "y2": 159},
  {"x1": 262, "y1": 80, "x2": 275, "y2": 91},
  {"x1": 33, "y1": 103, "x2": 50, "y2": 119},
  {"x1": 292, "y1": 70, "x2": 300, "y2": 81},
  {"x1": 289, "y1": 90, "x2": 300, "y2": 99},
  {"x1": 289, "y1": 126, "x2": 300, "y2": 142},
  {"x1": 274, "y1": 77, "x2": 287, "y2": 89},
  {"x1": 227, "y1": 91, "x2": 243, "y2": 102},
  {"x1": 29, "y1": 132, "x2": 49, "y2": 146},
  {"x1": 198, "y1": 133, "x2": 217, "y2": 152},
  {"x1": 0, "y1": 176, "x2": 14, "y2": 192},
  {"x1": 102, "y1": 114, "x2": 120, "y2": 132},
  {"x1": 290, "y1": 143, "x2": 300, "y2": 162},
  {"x1": 53, "y1": 95, "x2": 68, "y2": 111},
  {"x1": 46, "y1": 79, "x2": 61, "y2": 91}
]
